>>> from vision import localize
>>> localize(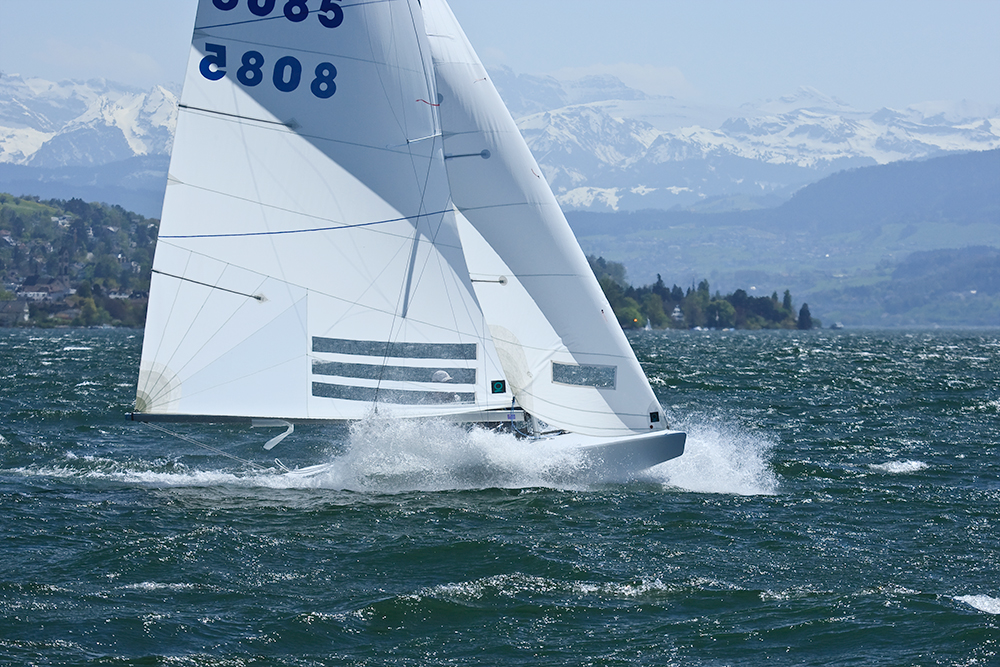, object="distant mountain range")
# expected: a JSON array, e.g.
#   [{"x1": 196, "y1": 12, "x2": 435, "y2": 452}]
[
  {"x1": 493, "y1": 67, "x2": 1000, "y2": 212},
  {"x1": 0, "y1": 74, "x2": 176, "y2": 216},
  {"x1": 1, "y1": 69, "x2": 998, "y2": 217},
  {"x1": 567, "y1": 149, "x2": 1000, "y2": 325}
]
